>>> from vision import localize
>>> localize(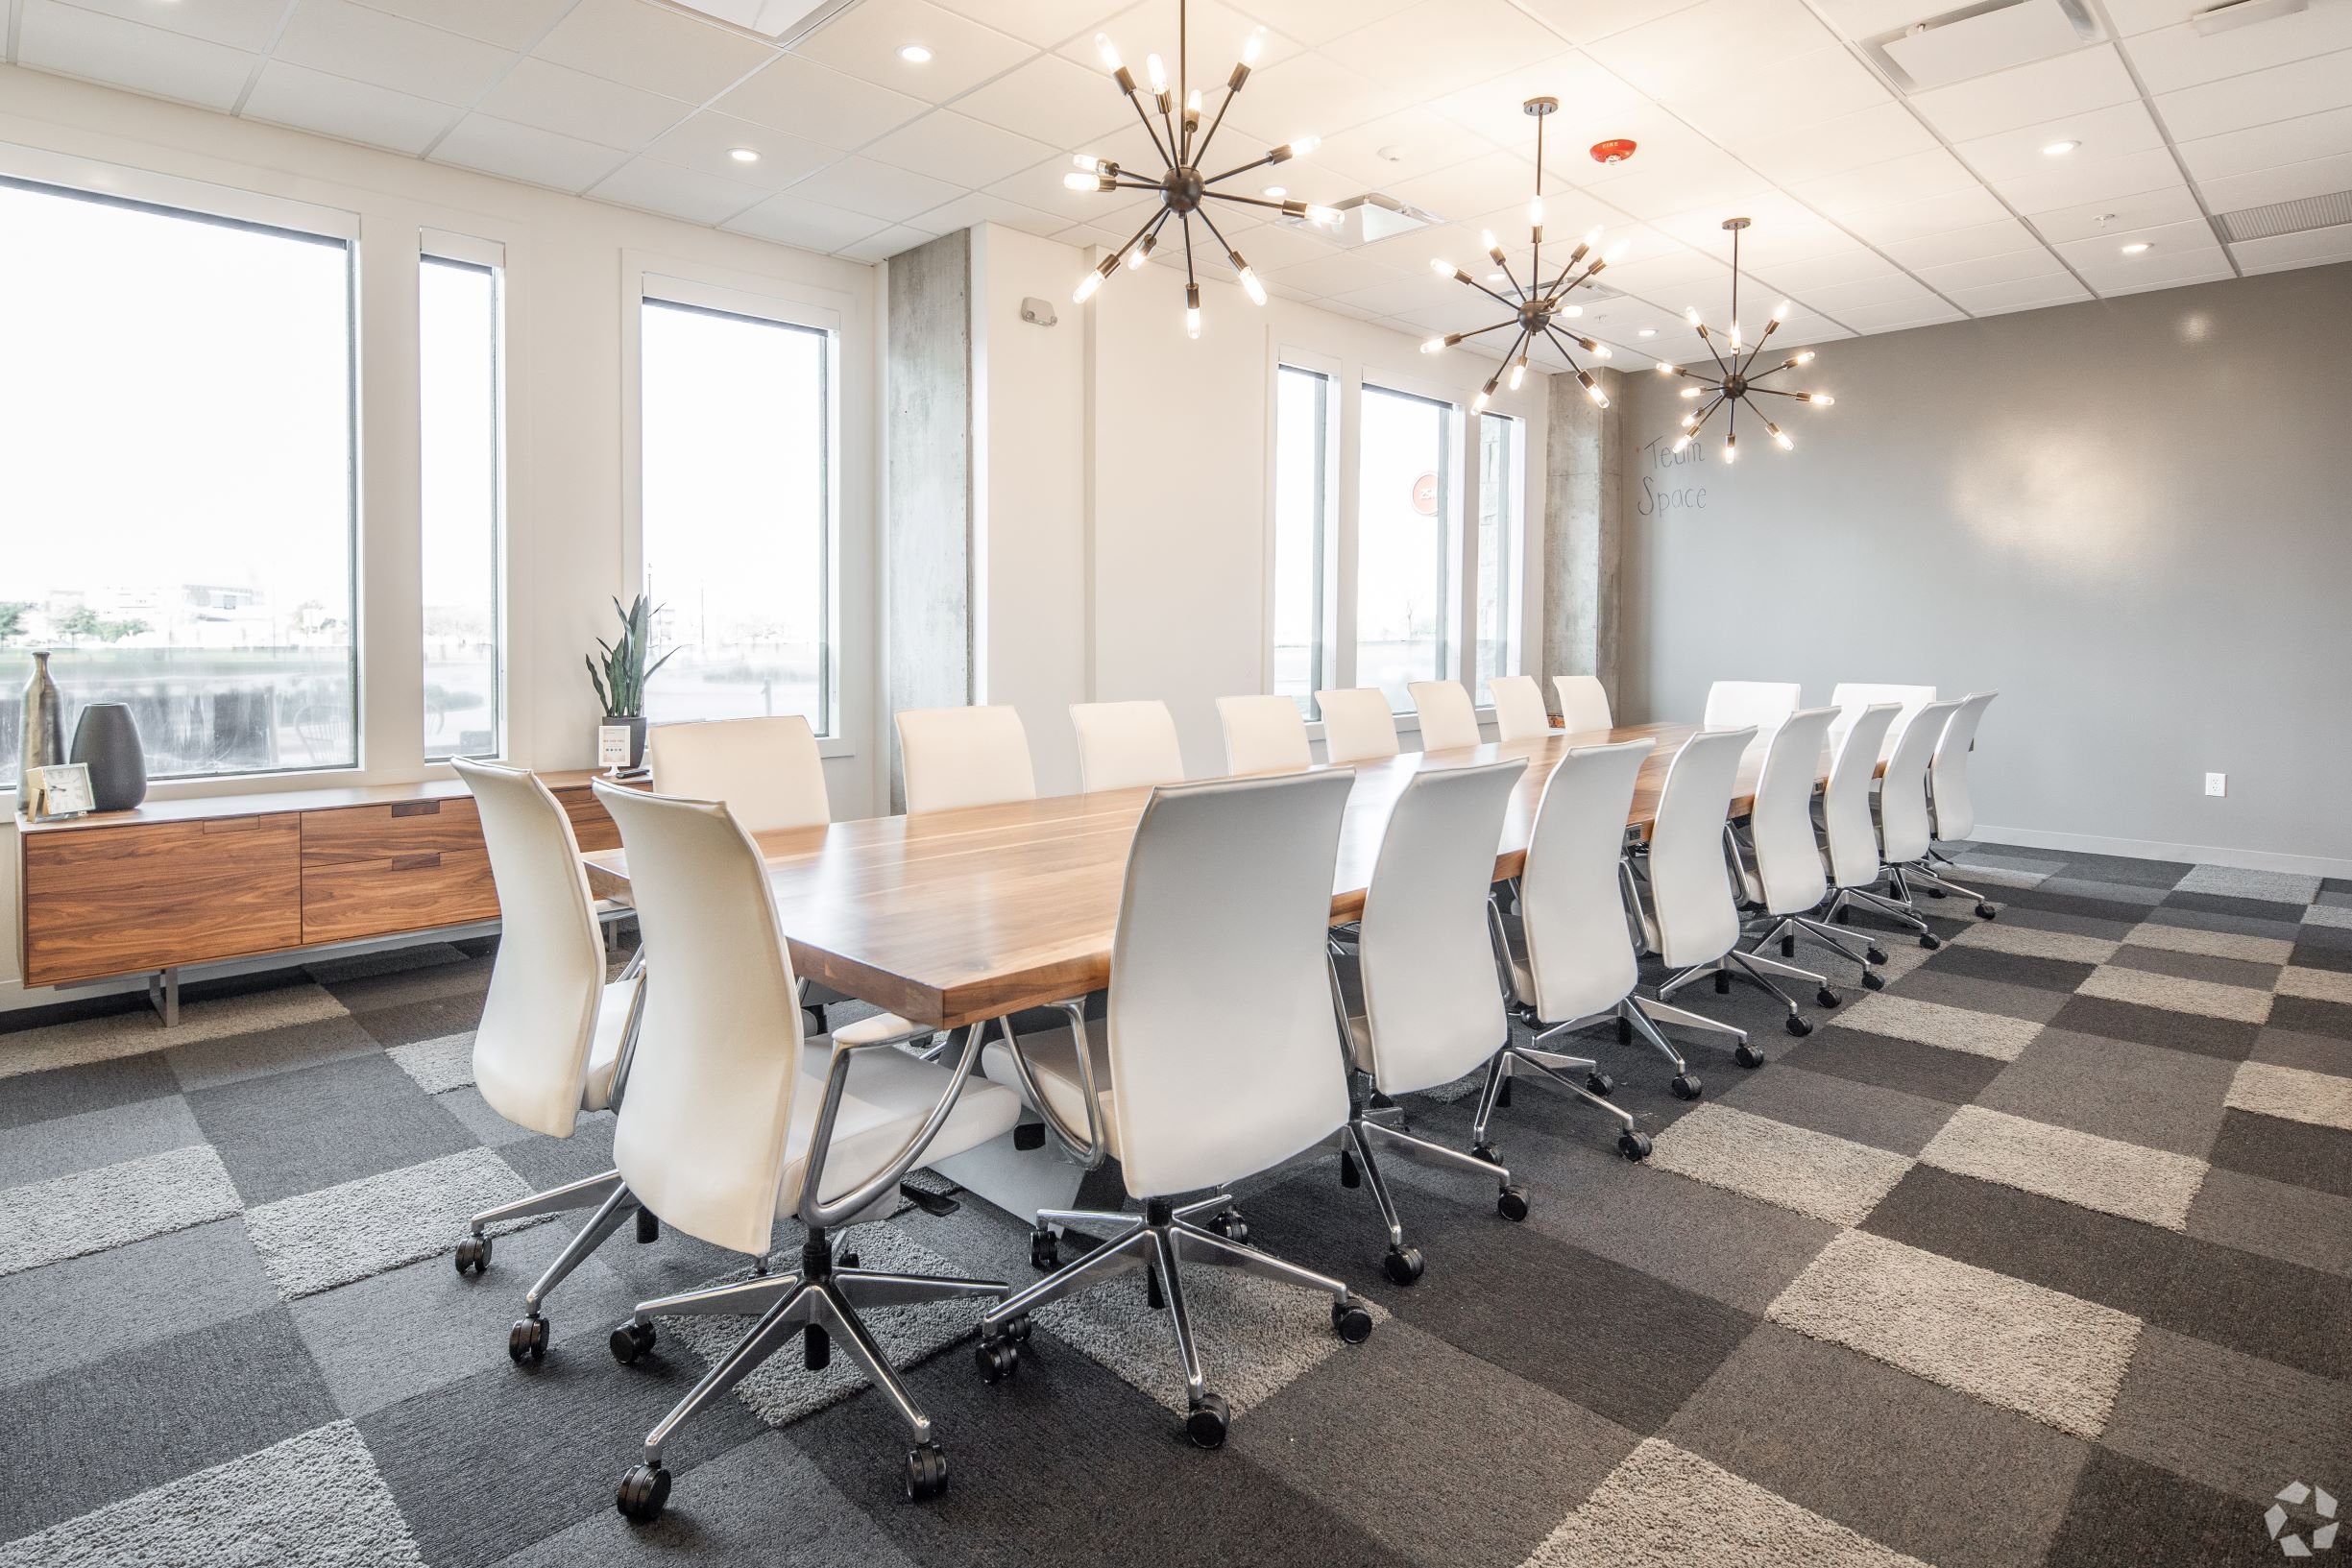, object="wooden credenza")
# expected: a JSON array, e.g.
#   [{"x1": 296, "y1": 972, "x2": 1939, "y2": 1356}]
[{"x1": 16, "y1": 771, "x2": 622, "y2": 989}]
